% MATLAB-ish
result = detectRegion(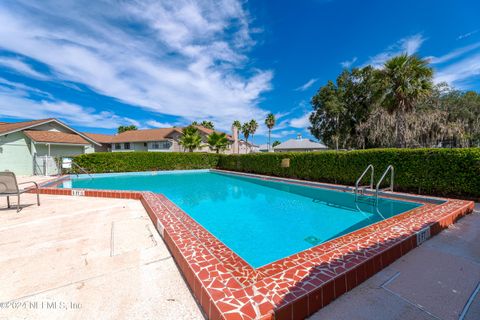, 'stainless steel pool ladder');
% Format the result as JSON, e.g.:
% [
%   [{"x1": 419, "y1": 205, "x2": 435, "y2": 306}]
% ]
[
  {"x1": 72, "y1": 162, "x2": 93, "y2": 179},
  {"x1": 354, "y1": 164, "x2": 374, "y2": 202},
  {"x1": 375, "y1": 165, "x2": 394, "y2": 205}
]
